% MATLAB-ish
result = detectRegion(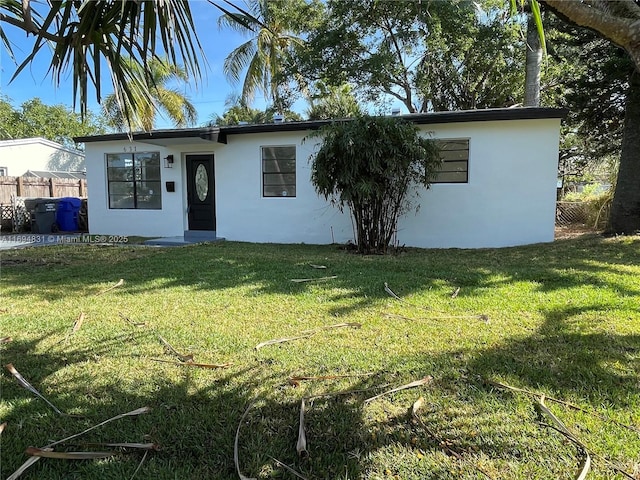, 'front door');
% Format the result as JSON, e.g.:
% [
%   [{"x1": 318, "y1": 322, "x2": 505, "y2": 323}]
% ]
[{"x1": 186, "y1": 154, "x2": 215, "y2": 231}]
